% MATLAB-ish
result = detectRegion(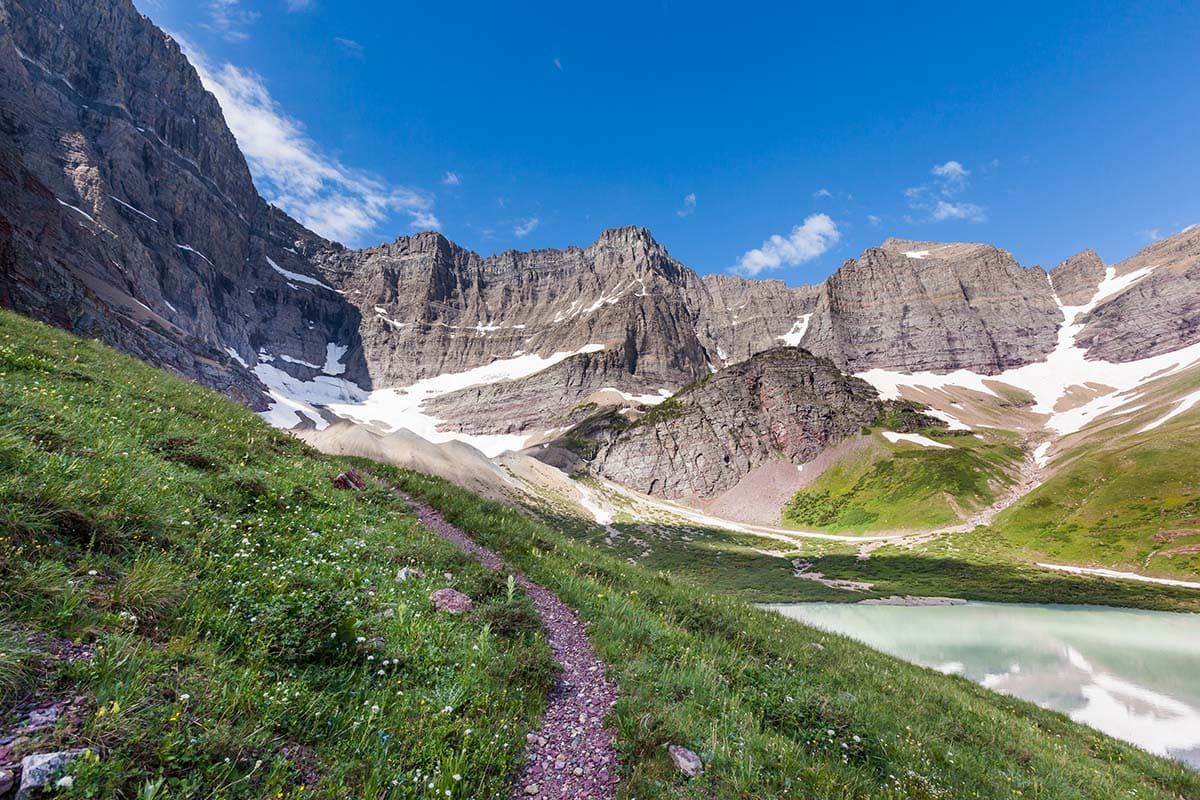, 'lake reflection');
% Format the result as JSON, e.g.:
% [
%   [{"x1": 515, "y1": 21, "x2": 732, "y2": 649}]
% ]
[{"x1": 762, "y1": 602, "x2": 1200, "y2": 769}]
